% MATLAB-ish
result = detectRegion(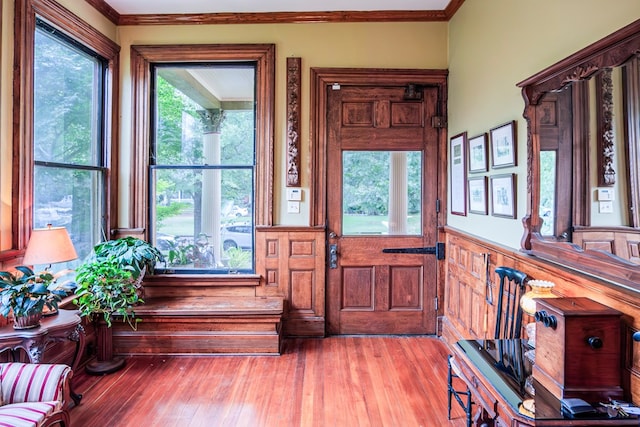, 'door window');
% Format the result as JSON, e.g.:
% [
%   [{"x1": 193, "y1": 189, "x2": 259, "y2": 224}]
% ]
[{"x1": 342, "y1": 151, "x2": 422, "y2": 236}]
